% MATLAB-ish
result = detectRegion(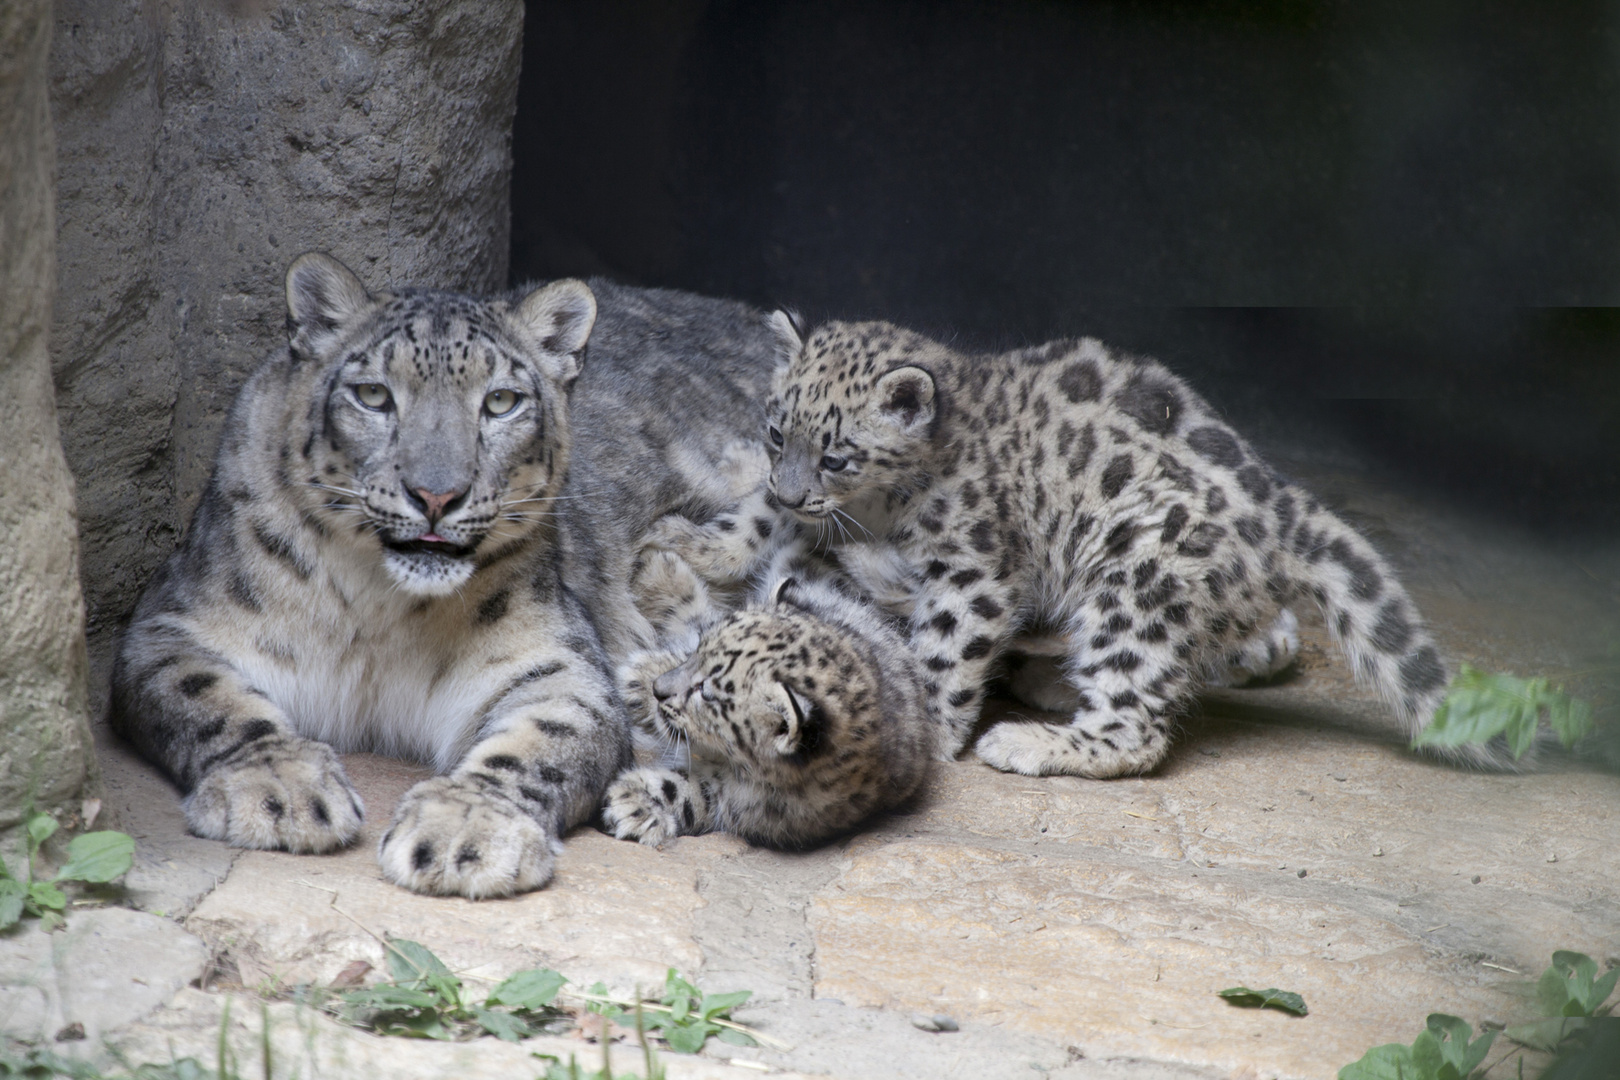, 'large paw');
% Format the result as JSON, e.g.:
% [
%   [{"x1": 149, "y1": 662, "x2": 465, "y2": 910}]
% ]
[
  {"x1": 184, "y1": 736, "x2": 362, "y2": 853},
  {"x1": 601, "y1": 768, "x2": 684, "y2": 847},
  {"x1": 378, "y1": 777, "x2": 557, "y2": 898}
]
